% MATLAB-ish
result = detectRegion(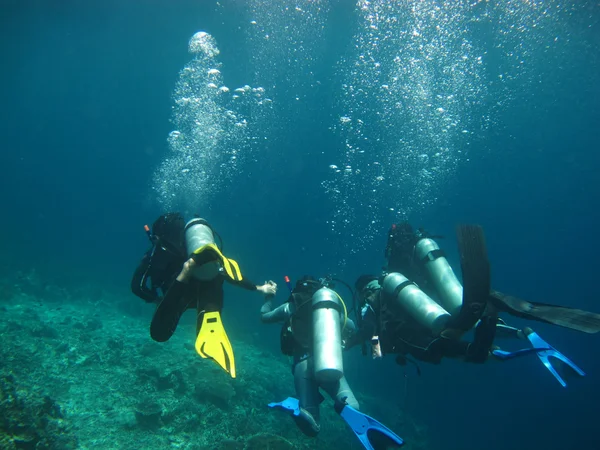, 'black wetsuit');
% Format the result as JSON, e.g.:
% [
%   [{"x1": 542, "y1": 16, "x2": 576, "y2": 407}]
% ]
[
  {"x1": 131, "y1": 251, "x2": 257, "y2": 342},
  {"x1": 150, "y1": 273, "x2": 257, "y2": 342},
  {"x1": 131, "y1": 245, "x2": 186, "y2": 303}
]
